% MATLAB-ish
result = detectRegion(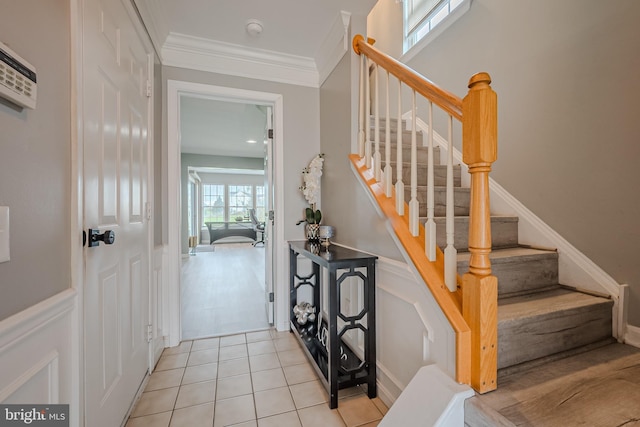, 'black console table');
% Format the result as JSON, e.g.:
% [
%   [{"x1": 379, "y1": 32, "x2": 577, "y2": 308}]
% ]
[{"x1": 288, "y1": 241, "x2": 377, "y2": 408}]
